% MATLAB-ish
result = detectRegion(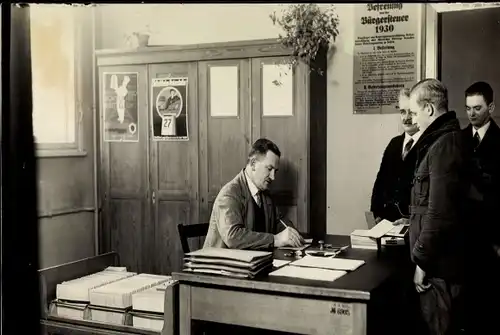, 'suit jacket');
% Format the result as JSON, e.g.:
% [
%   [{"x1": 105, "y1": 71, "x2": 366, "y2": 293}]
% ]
[
  {"x1": 462, "y1": 120, "x2": 500, "y2": 217},
  {"x1": 203, "y1": 169, "x2": 282, "y2": 249},
  {"x1": 370, "y1": 133, "x2": 419, "y2": 222},
  {"x1": 409, "y1": 111, "x2": 468, "y2": 282}
]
